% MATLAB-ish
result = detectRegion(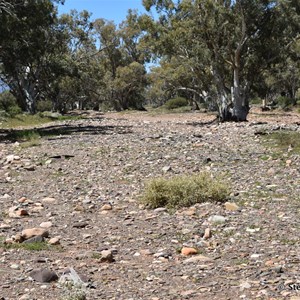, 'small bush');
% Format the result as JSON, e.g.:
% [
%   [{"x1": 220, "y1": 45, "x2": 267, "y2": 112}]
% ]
[
  {"x1": 141, "y1": 172, "x2": 230, "y2": 209},
  {"x1": 0, "y1": 91, "x2": 22, "y2": 117},
  {"x1": 263, "y1": 131, "x2": 300, "y2": 154},
  {"x1": 165, "y1": 97, "x2": 188, "y2": 110},
  {"x1": 277, "y1": 96, "x2": 295, "y2": 110},
  {"x1": 250, "y1": 97, "x2": 262, "y2": 105},
  {"x1": 0, "y1": 241, "x2": 50, "y2": 251},
  {"x1": 36, "y1": 100, "x2": 53, "y2": 112},
  {"x1": 7, "y1": 105, "x2": 22, "y2": 117}
]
